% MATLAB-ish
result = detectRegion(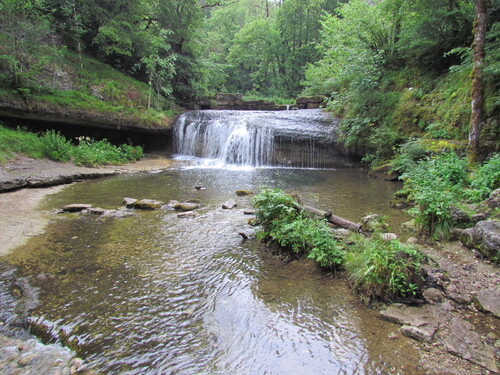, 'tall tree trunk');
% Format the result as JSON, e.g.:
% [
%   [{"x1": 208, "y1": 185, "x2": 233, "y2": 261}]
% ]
[{"x1": 468, "y1": 0, "x2": 487, "y2": 166}]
